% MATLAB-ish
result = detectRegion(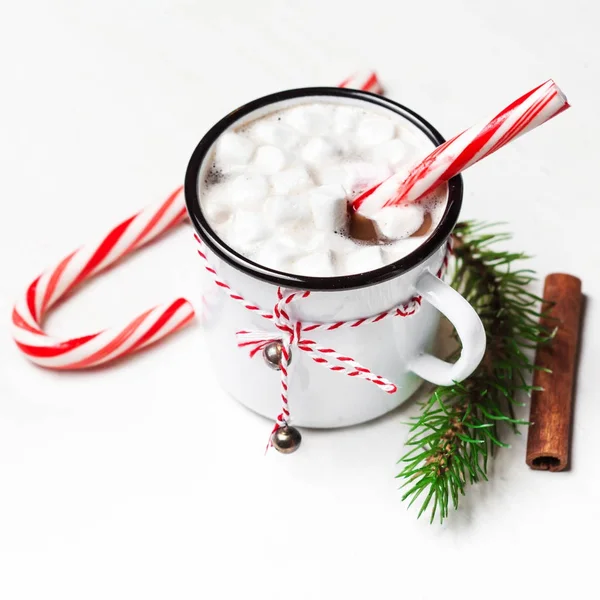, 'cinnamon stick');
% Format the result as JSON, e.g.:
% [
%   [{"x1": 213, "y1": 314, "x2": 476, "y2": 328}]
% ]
[{"x1": 526, "y1": 273, "x2": 582, "y2": 471}]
